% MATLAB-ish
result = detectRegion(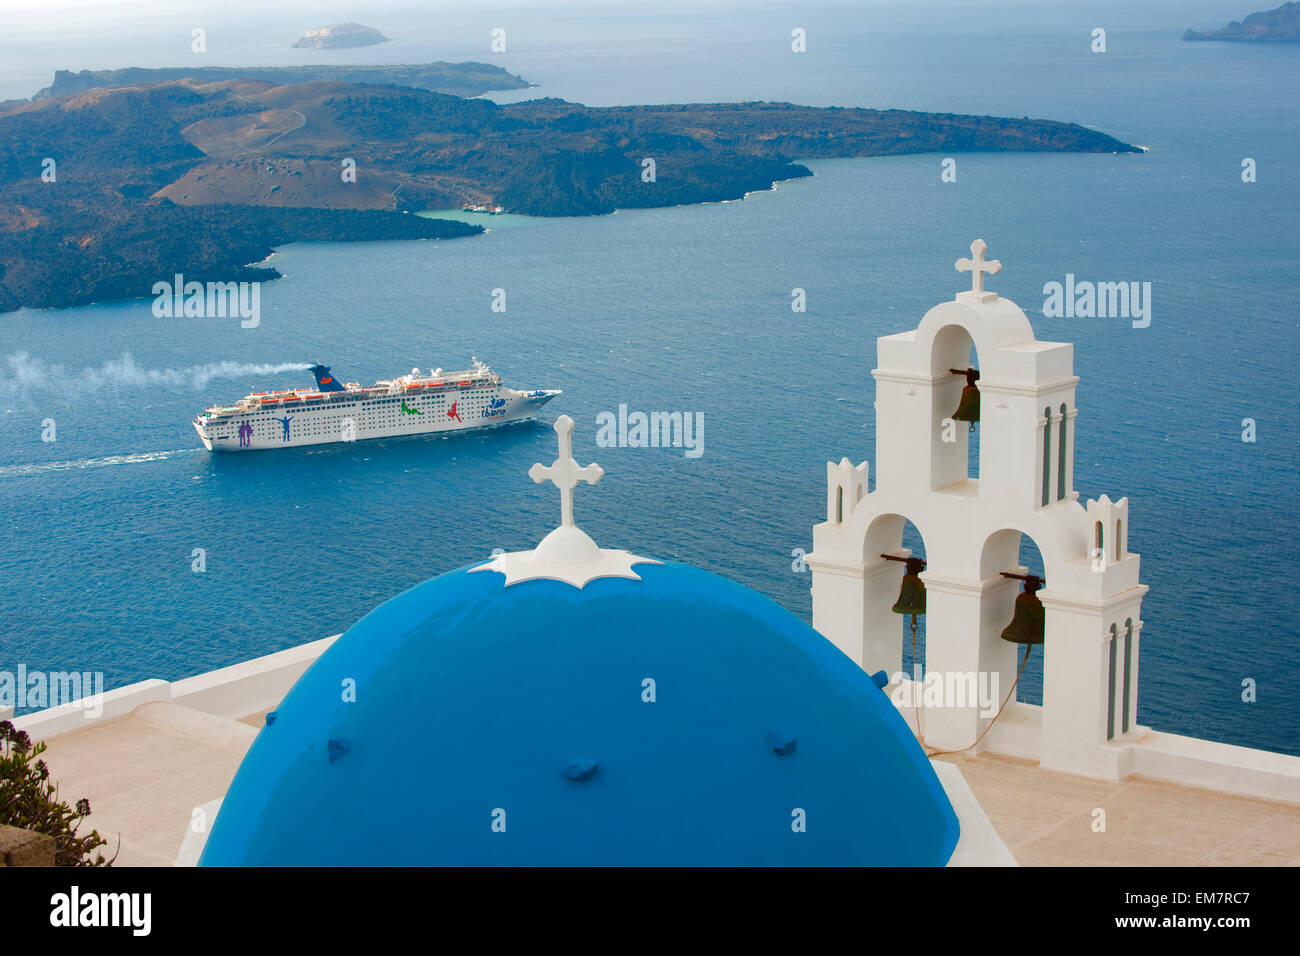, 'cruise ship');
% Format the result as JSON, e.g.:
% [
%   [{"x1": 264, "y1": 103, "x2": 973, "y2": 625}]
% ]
[{"x1": 193, "y1": 359, "x2": 560, "y2": 451}]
